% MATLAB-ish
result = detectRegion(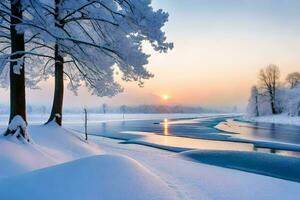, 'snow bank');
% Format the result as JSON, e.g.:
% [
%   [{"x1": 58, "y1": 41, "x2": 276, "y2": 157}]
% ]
[
  {"x1": 0, "y1": 155, "x2": 178, "y2": 200},
  {"x1": 243, "y1": 114, "x2": 300, "y2": 126},
  {"x1": 7, "y1": 115, "x2": 27, "y2": 132},
  {"x1": 0, "y1": 122, "x2": 101, "y2": 177},
  {"x1": 5, "y1": 115, "x2": 30, "y2": 142},
  {"x1": 180, "y1": 150, "x2": 300, "y2": 182},
  {"x1": 28, "y1": 122, "x2": 102, "y2": 161}
]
